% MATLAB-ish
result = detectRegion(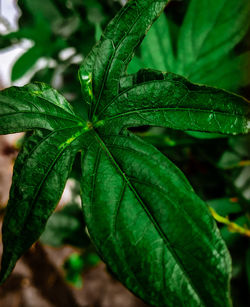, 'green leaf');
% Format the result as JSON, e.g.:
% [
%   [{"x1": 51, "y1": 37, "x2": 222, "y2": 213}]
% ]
[
  {"x1": 11, "y1": 46, "x2": 43, "y2": 82},
  {"x1": 81, "y1": 131, "x2": 231, "y2": 306},
  {"x1": 79, "y1": 0, "x2": 170, "y2": 118},
  {"x1": 96, "y1": 70, "x2": 250, "y2": 135},
  {"x1": 189, "y1": 52, "x2": 250, "y2": 92},
  {"x1": 187, "y1": 131, "x2": 227, "y2": 140},
  {"x1": 0, "y1": 127, "x2": 84, "y2": 284},
  {"x1": 129, "y1": 0, "x2": 250, "y2": 92},
  {"x1": 220, "y1": 216, "x2": 249, "y2": 248},
  {"x1": 129, "y1": 13, "x2": 175, "y2": 73},
  {"x1": 0, "y1": 82, "x2": 90, "y2": 283},
  {"x1": 23, "y1": 0, "x2": 62, "y2": 25},
  {"x1": 64, "y1": 253, "x2": 85, "y2": 288},
  {"x1": 176, "y1": 0, "x2": 250, "y2": 78},
  {"x1": 63, "y1": 251, "x2": 100, "y2": 288},
  {"x1": 127, "y1": 1, "x2": 250, "y2": 141},
  {"x1": 0, "y1": 82, "x2": 83, "y2": 134},
  {"x1": 1, "y1": 0, "x2": 249, "y2": 304}
]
